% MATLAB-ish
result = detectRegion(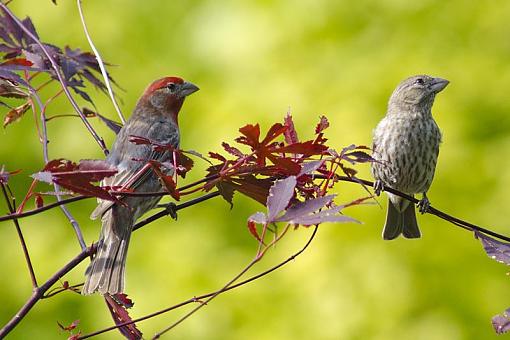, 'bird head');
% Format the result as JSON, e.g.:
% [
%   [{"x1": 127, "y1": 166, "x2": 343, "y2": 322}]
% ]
[
  {"x1": 388, "y1": 75, "x2": 449, "y2": 113},
  {"x1": 140, "y1": 76, "x2": 199, "y2": 122}
]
